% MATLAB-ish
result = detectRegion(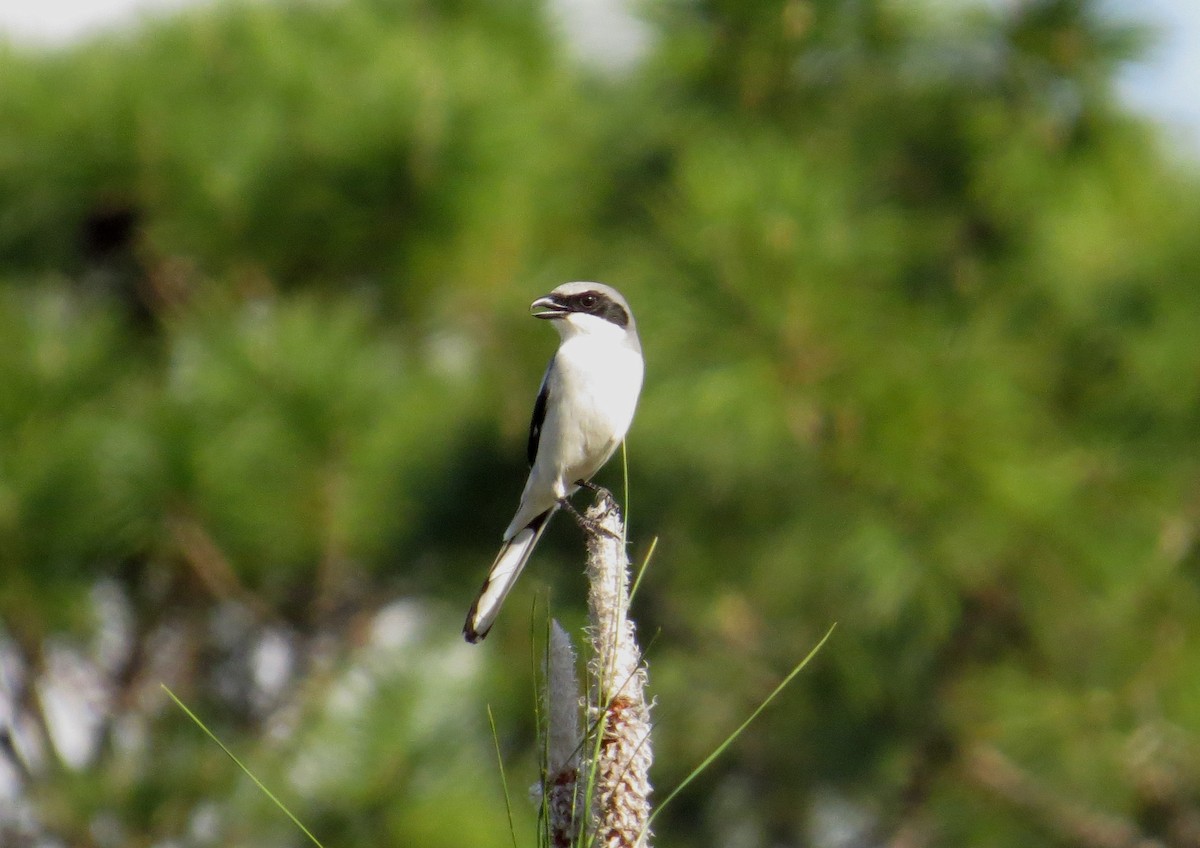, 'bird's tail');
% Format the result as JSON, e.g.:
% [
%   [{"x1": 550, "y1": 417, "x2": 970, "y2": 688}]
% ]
[{"x1": 463, "y1": 508, "x2": 556, "y2": 643}]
